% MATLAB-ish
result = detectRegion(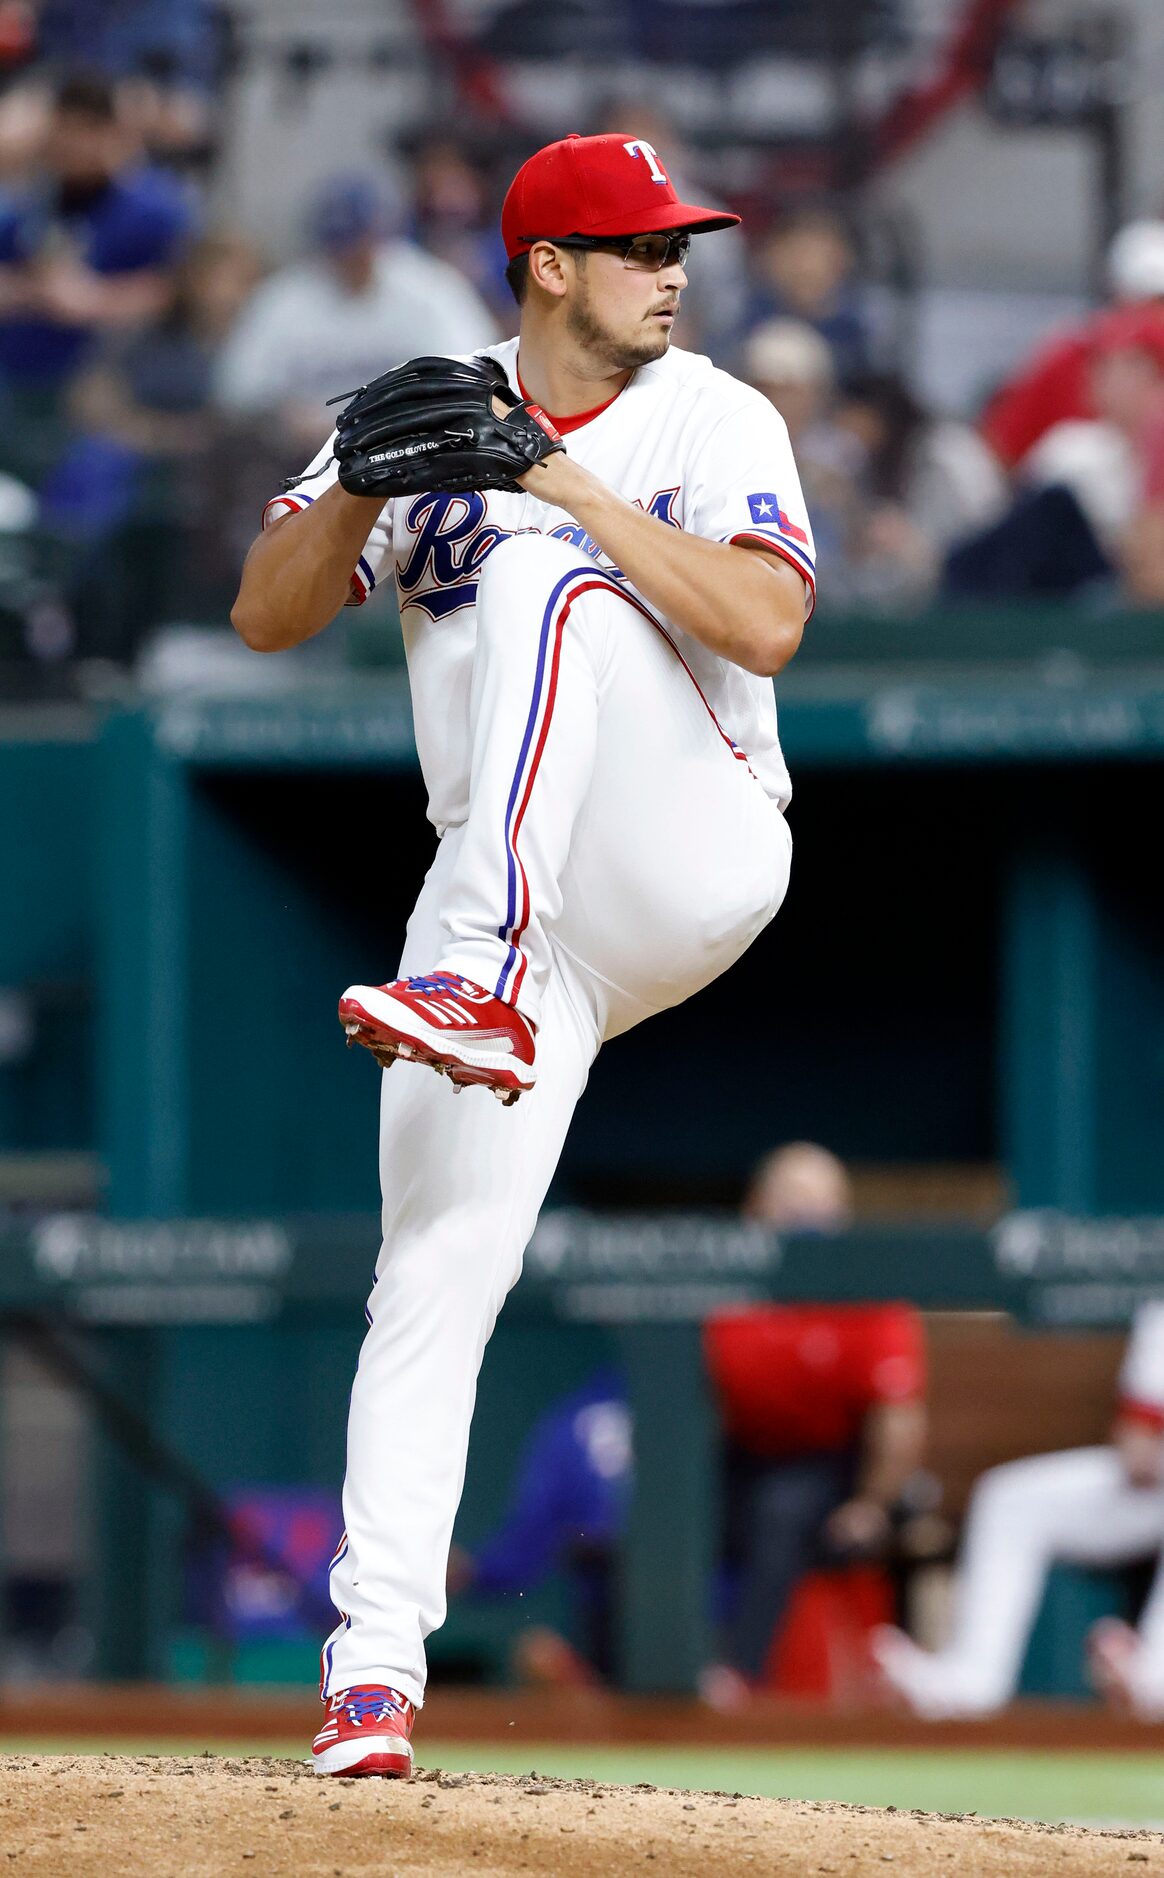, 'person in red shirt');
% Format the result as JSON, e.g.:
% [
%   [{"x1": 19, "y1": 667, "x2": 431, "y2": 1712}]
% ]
[
  {"x1": 946, "y1": 303, "x2": 1164, "y2": 603},
  {"x1": 981, "y1": 219, "x2": 1164, "y2": 472},
  {"x1": 701, "y1": 1144, "x2": 927, "y2": 1705}
]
